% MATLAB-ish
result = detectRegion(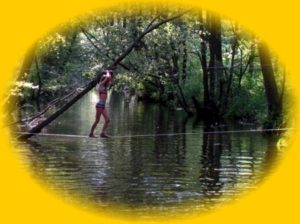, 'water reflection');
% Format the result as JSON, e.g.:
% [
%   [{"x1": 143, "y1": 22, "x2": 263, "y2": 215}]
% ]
[{"x1": 17, "y1": 92, "x2": 282, "y2": 217}]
